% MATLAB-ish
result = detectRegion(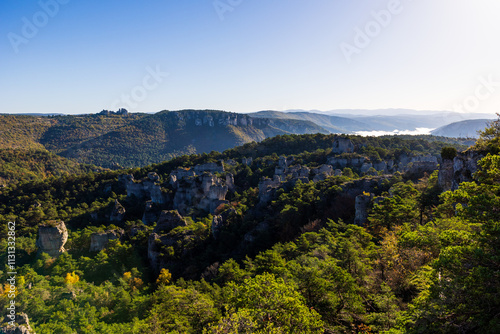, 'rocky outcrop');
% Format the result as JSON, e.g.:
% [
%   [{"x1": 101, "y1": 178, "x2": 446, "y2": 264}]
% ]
[
  {"x1": 312, "y1": 164, "x2": 335, "y2": 182},
  {"x1": 1, "y1": 313, "x2": 35, "y2": 334},
  {"x1": 328, "y1": 153, "x2": 438, "y2": 175},
  {"x1": 224, "y1": 159, "x2": 237, "y2": 166},
  {"x1": 438, "y1": 150, "x2": 484, "y2": 191},
  {"x1": 155, "y1": 210, "x2": 187, "y2": 233},
  {"x1": 121, "y1": 174, "x2": 167, "y2": 204},
  {"x1": 211, "y1": 208, "x2": 236, "y2": 239},
  {"x1": 89, "y1": 229, "x2": 124, "y2": 252},
  {"x1": 328, "y1": 156, "x2": 366, "y2": 169},
  {"x1": 170, "y1": 168, "x2": 196, "y2": 186},
  {"x1": 211, "y1": 215, "x2": 224, "y2": 240},
  {"x1": 142, "y1": 200, "x2": 157, "y2": 224},
  {"x1": 129, "y1": 225, "x2": 147, "y2": 237},
  {"x1": 258, "y1": 175, "x2": 281, "y2": 204},
  {"x1": 398, "y1": 155, "x2": 438, "y2": 175},
  {"x1": 193, "y1": 162, "x2": 224, "y2": 174},
  {"x1": 332, "y1": 137, "x2": 355, "y2": 154},
  {"x1": 225, "y1": 173, "x2": 236, "y2": 192},
  {"x1": 325, "y1": 176, "x2": 391, "y2": 224},
  {"x1": 110, "y1": 199, "x2": 126, "y2": 222},
  {"x1": 171, "y1": 172, "x2": 229, "y2": 214},
  {"x1": 36, "y1": 221, "x2": 68, "y2": 257},
  {"x1": 148, "y1": 233, "x2": 175, "y2": 273}
]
